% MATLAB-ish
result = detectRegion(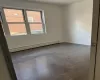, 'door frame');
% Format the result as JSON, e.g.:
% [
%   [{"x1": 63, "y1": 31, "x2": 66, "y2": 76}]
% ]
[
  {"x1": 89, "y1": 0, "x2": 100, "y2": 80},
  {"x1": 0, "y1": 13, "x2": 17, "y2": 80},
  {"x1": 0, "y1": 0, "x2": 99, "y2": 80}
]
